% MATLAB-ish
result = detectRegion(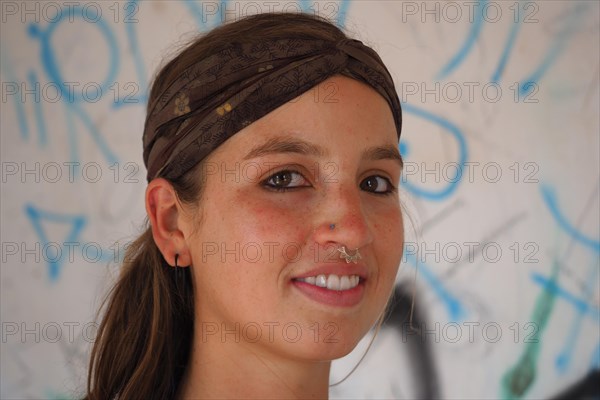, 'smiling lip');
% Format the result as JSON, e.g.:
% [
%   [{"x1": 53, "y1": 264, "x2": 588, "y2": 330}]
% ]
[{"x1": 291, "y1": 264, "x2": 368, "y2": 307}]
